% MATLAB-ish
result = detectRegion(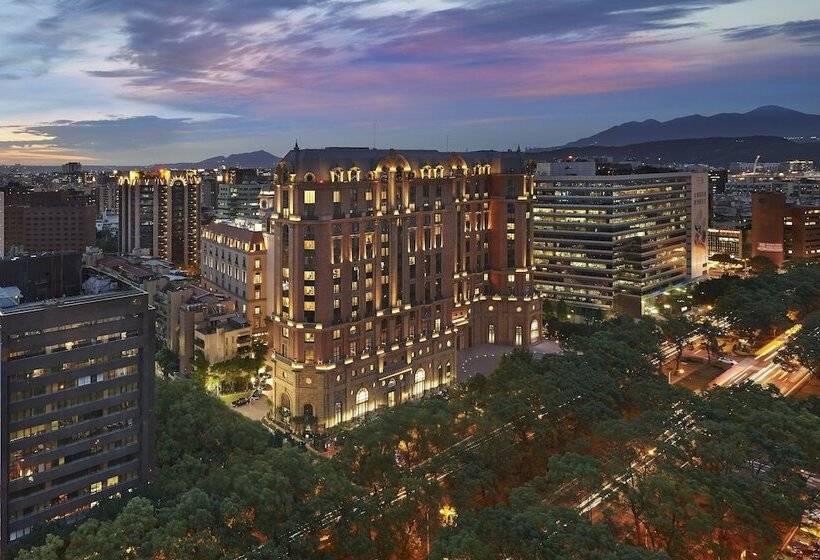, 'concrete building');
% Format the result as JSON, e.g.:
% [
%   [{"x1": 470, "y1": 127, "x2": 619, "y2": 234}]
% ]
[
  {"x1": 88, "y1": 253, "x2": 248, "y2": 374},
  {"x1": 750, "y1": 192, "x2": 820, "y2": 266},
  {"x1": 201, "y1": 219, "x2": 267, "y2": 333},
  {"x1": 216, "y1": 168, "x2": 271, "y2": 220},
  {"x1": 0, "y1": 256, "x2": 154, "y2": 545},
  {"x1": 117, "y1": 170, "x2": 201, "y2": 271},
  {"x1": 1, "y1": 190, "x2": 96, "y2": 255},
  {"x1": 194, "y1": 315, "x2": 253, "y2": 366},
  {"x1": 532, "y1": 172, "x2": 709, "y2": 316},
  {"x1": 535, "y1": 160, "x2": 597, "y2": 178},
  {"x1": 708, "y1": 227, "x2": 747, "y2": 260},
  {"x1": 265, "y1": 147, "x2": 541, "y2": 430}
]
